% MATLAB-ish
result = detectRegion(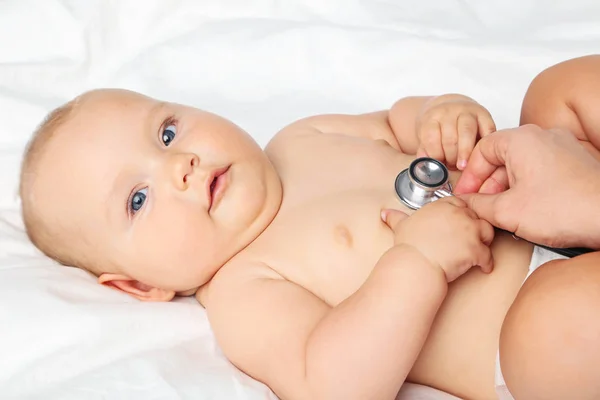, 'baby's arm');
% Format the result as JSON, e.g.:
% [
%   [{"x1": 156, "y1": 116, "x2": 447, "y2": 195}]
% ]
[
  {"x1": 272, "y1": 94, "x2": 494, "y2": 168},
  {"x1": 204, "y1": 248, "x2": 447, "y2": 400},
  {"x1": 520, "y1": 55, "x2": 600, "y2": 160},
  {"x1": 272, "y1": 97, "x2": 434, "y2": 155}
]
